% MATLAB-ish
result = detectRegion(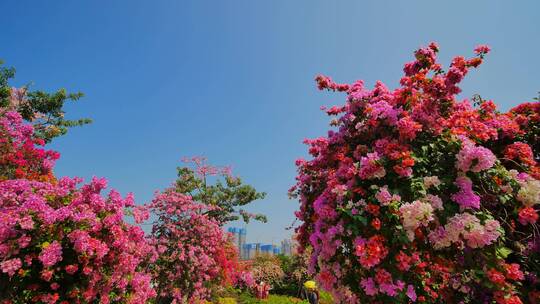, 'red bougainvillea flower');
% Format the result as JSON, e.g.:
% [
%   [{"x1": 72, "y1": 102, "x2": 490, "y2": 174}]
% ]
[
  {"x1": 0, "y1": 111, "x2": 59, "y2": 182},
  {"x1": 518, "y1": 207, "x2": 538, "y2": 225}
]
